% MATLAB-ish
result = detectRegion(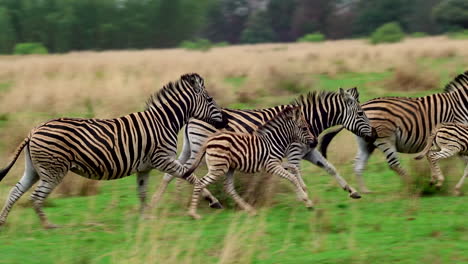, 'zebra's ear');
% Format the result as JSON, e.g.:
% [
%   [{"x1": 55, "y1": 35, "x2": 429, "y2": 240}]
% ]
[
  {"x1": 339, "y1": 88, "x2": 354, "y2": 105},
  {"x1": 286, "y1": 106, "x2": 301, "y2": 120},
  {"x1": 346, "y1": 87, "x2": 360, "y2": 101}
]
